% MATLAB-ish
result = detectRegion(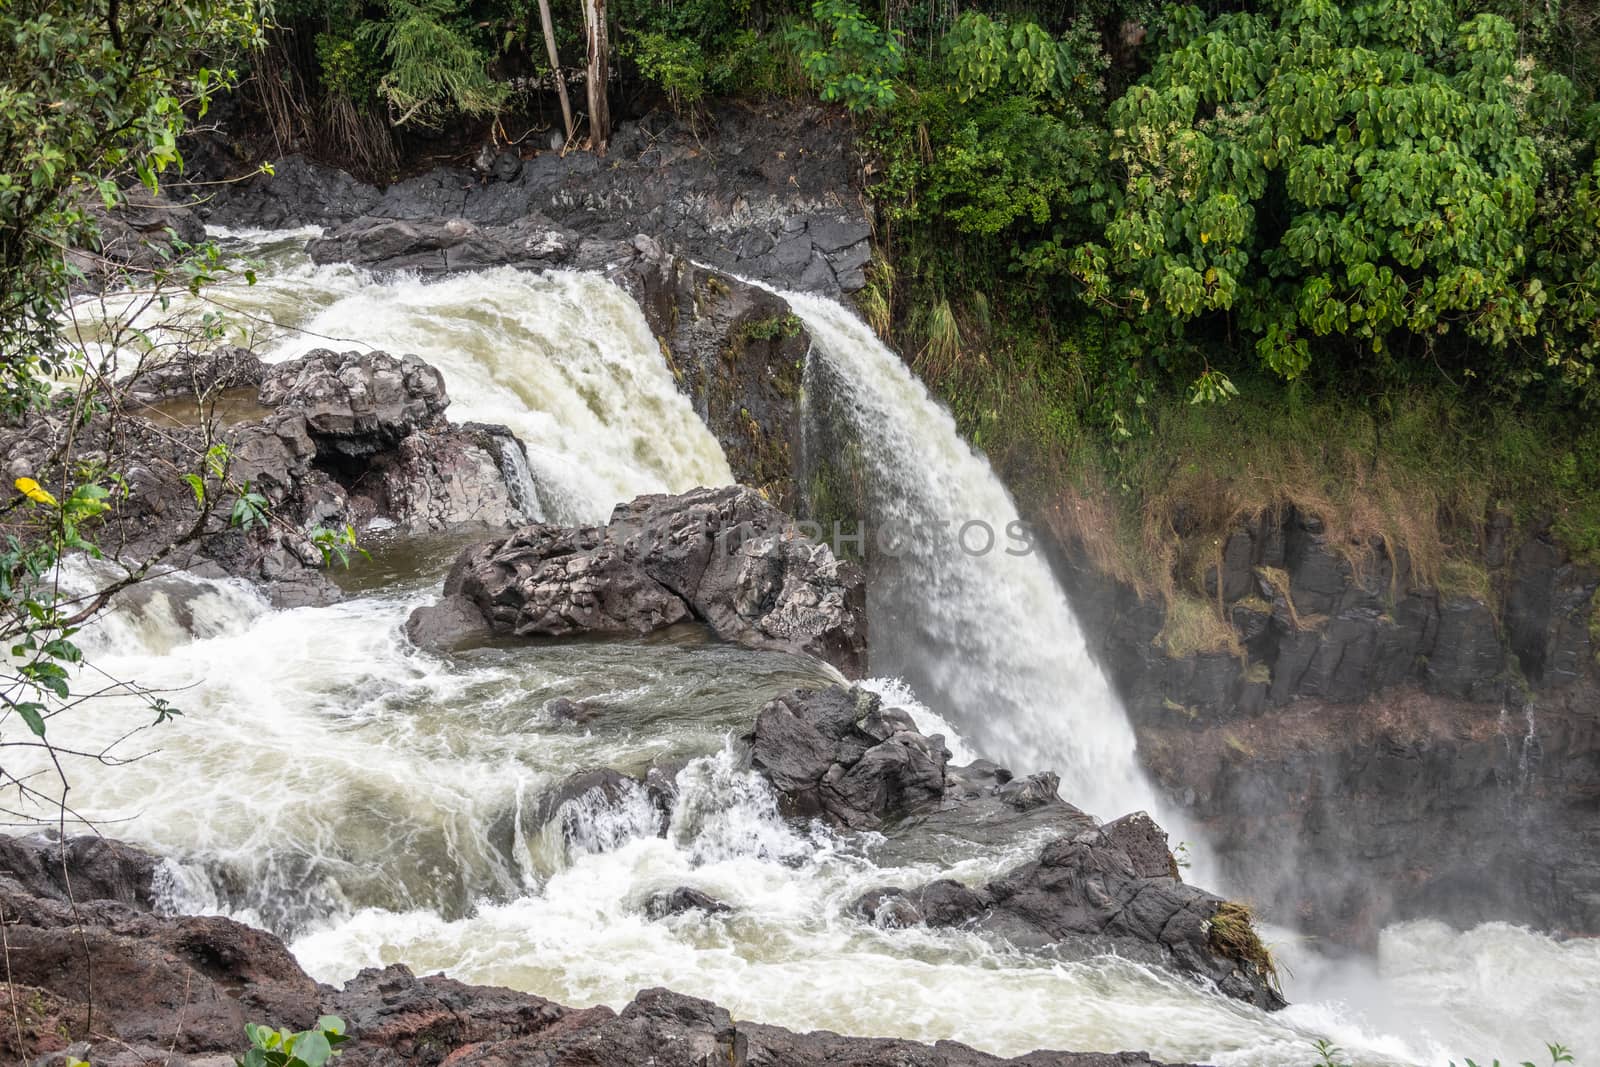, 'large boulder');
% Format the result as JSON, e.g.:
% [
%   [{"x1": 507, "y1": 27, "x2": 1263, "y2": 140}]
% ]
[
  {"x1": 746, "y1": 686, "x2": 1098, "y2": 844},
  {"x1": 257, "y1": 349, "x2": 449, "y2": 455},
  {"x1": 747, "y1": 686, "x2": 948, "y2": 829},
  {"x1": 406, "y1": 485, "x2": 868, "y2": 675},
  {"x1": 852, "y1": 813, "x2": 1285, "y2": 1012}
]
